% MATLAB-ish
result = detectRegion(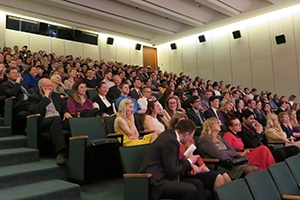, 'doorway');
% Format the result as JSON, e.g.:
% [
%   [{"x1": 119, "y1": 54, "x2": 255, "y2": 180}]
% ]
[{"x1": 143, "y1": 46, "x2": 157, "y2": 70}]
